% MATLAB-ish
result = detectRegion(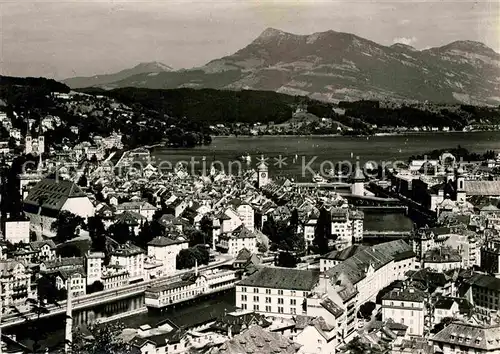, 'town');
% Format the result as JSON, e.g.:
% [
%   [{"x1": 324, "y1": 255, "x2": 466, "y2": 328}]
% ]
[{"x1": 1, "y1": 88, "x2": 500, "y2": 354}]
